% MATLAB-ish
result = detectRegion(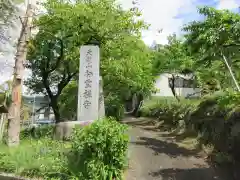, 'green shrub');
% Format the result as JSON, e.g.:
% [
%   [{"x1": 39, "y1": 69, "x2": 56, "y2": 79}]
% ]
[
  {"x1": 190, "y1": 91, "x2": 240, "y2": 161},
  {"x1": 190, "y1": 93, "x2": 227, "y2": 148},
  {"x1": 20, "y1": 125, "x2": 54, "y2": 140},
  {"x1": 68, "y1": 118, "x2": 129, "y2": 180},
  {"x1": 105, "y1": 94, "x2": 125, "y2": 121},
  {"x1": 140, "y1": 92, "x2": 240, "y2": 163},
  {"x1": 0, "y1": 118, "x2": 129, "y2": 179},
  {"x1": 2, "y1": 125, "x2": 54, "y2": 143},
  {"x1": 140, "y1": 97, "x2": 199, "y2": 127}
]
